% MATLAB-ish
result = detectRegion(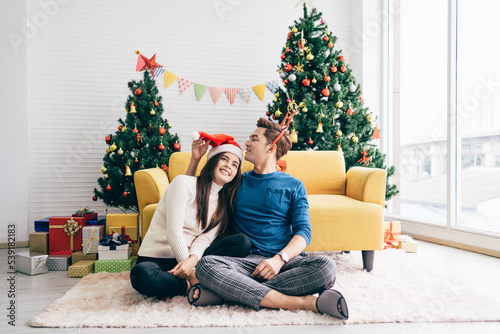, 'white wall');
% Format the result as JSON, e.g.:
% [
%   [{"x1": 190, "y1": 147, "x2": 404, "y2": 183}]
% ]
[
  {"x1": 0, "y1": 0, "x2": 29, "y2": 244},
  {"x1": 1, "y1": 0, "x2": 386, "y2": 243}
]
